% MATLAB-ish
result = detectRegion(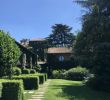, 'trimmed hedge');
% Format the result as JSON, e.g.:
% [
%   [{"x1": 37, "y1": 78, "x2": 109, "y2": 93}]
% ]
[
  {"x1": 30, "y1": 69, "x2": 36, "y2": 74},
  {"x1": 13, "y1": 67, "x2": 22, "y2": 75},
  {"x1": 29, "y1": 74, "x2": 46, "y2": 84},
  {"x1": 1, "y1": 80, "x2": 24, "y2": 100},
  {"x1": 22, "y1": 69, "x2": 30, "y2": 74},
  {"x1": 13, "y1": 75, "x2": 39, "y2": 90},
  {"x1": 38, "y1": 74, "x2": 45, "y2": 84}
]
